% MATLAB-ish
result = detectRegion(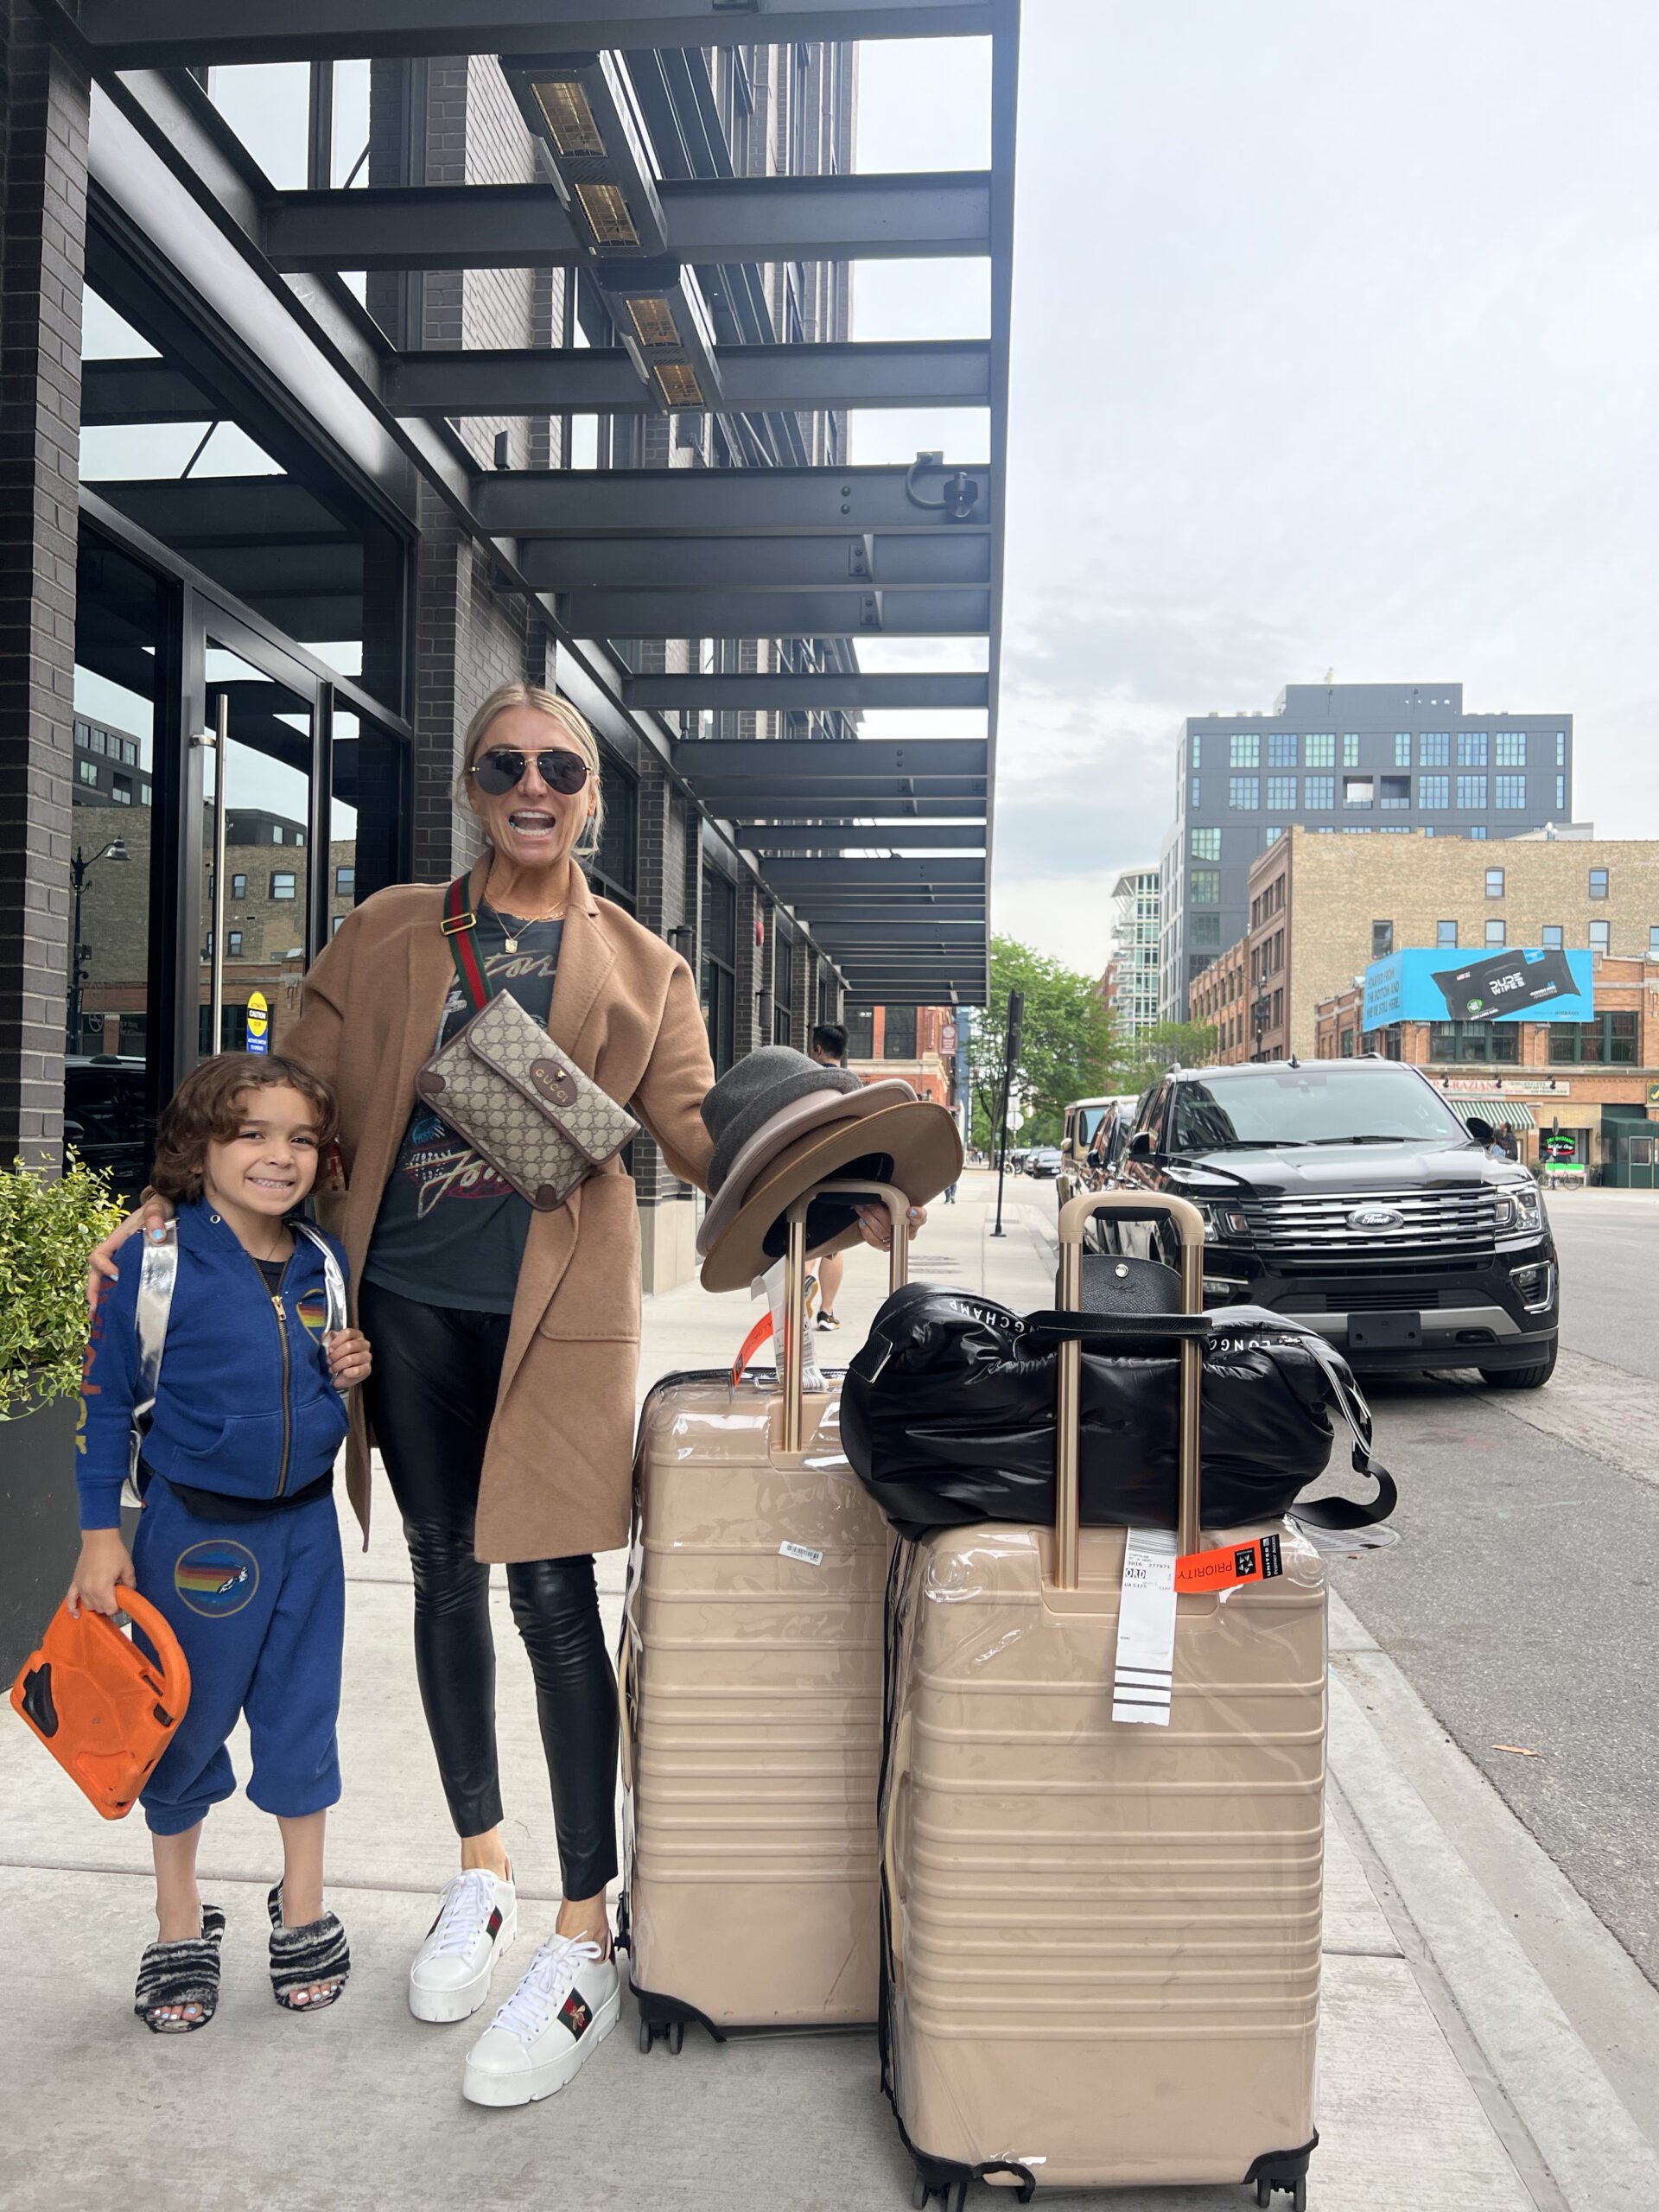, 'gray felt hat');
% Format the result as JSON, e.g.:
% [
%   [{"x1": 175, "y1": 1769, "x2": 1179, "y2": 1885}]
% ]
[{"x1": 702, "y1": 1046, "x2": 862, "y2": 1197}]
